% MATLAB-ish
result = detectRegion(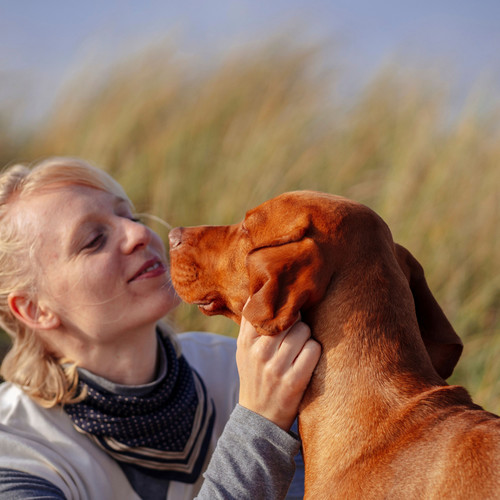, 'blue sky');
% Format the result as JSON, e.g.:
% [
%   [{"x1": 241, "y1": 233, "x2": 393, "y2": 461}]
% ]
[{"x1": 1, "y1": 1, "x2": 499, "y2": 127}]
